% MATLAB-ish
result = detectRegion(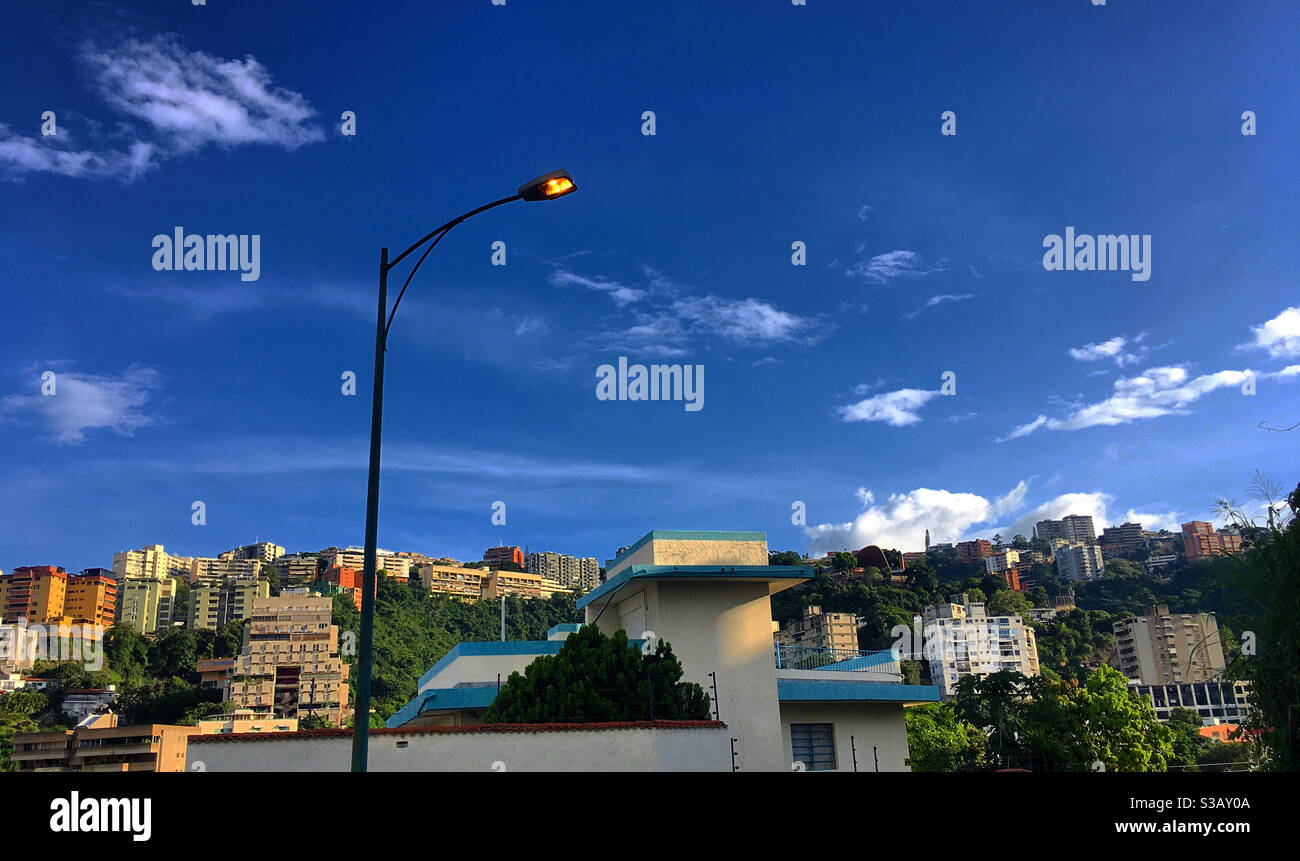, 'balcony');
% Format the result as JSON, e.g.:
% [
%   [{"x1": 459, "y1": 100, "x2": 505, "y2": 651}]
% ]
[{"x1": 774, "y1": 643, "x2": 902, "y2": 676}]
